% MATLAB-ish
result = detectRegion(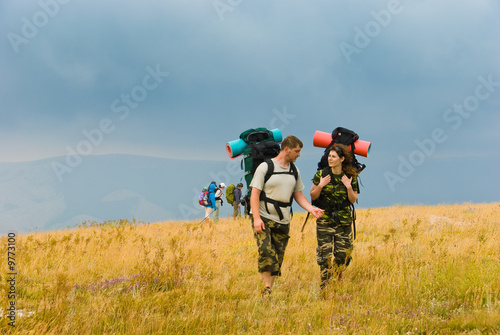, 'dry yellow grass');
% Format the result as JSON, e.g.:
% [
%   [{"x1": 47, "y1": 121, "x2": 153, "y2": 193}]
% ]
[{"x1": 1, "y1": 203, "x2": 499, "y2": 334}]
